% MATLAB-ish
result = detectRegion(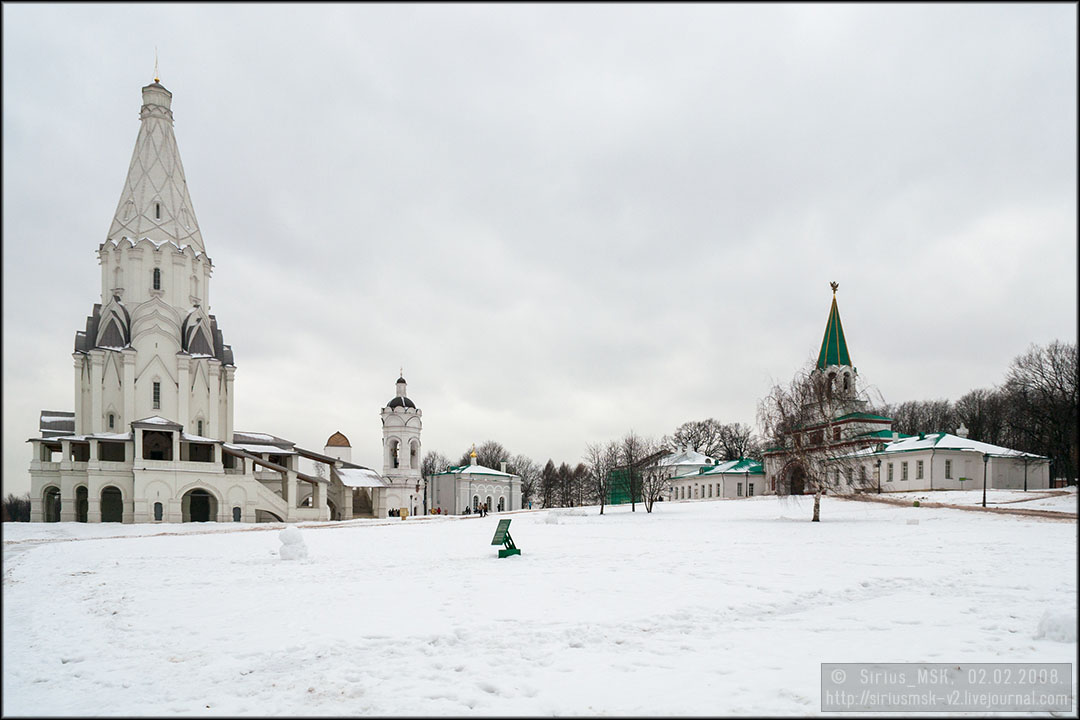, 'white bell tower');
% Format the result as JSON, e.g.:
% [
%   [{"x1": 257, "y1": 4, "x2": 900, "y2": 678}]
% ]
[{"x1": 379, "y1": 373, "x2": 423, "y2": 514}]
